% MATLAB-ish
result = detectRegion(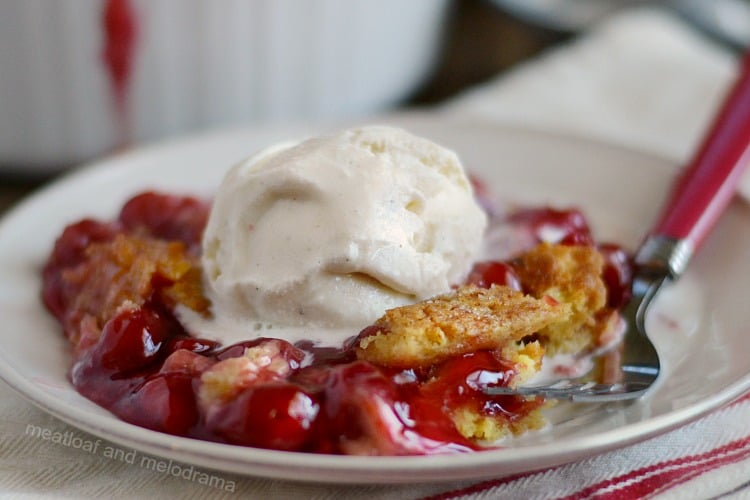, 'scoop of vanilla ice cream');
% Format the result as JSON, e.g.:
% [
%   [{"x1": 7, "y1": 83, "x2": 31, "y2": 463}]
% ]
[{"x1": 201, "y1": 126, "x2": 487, "y2": 328}]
